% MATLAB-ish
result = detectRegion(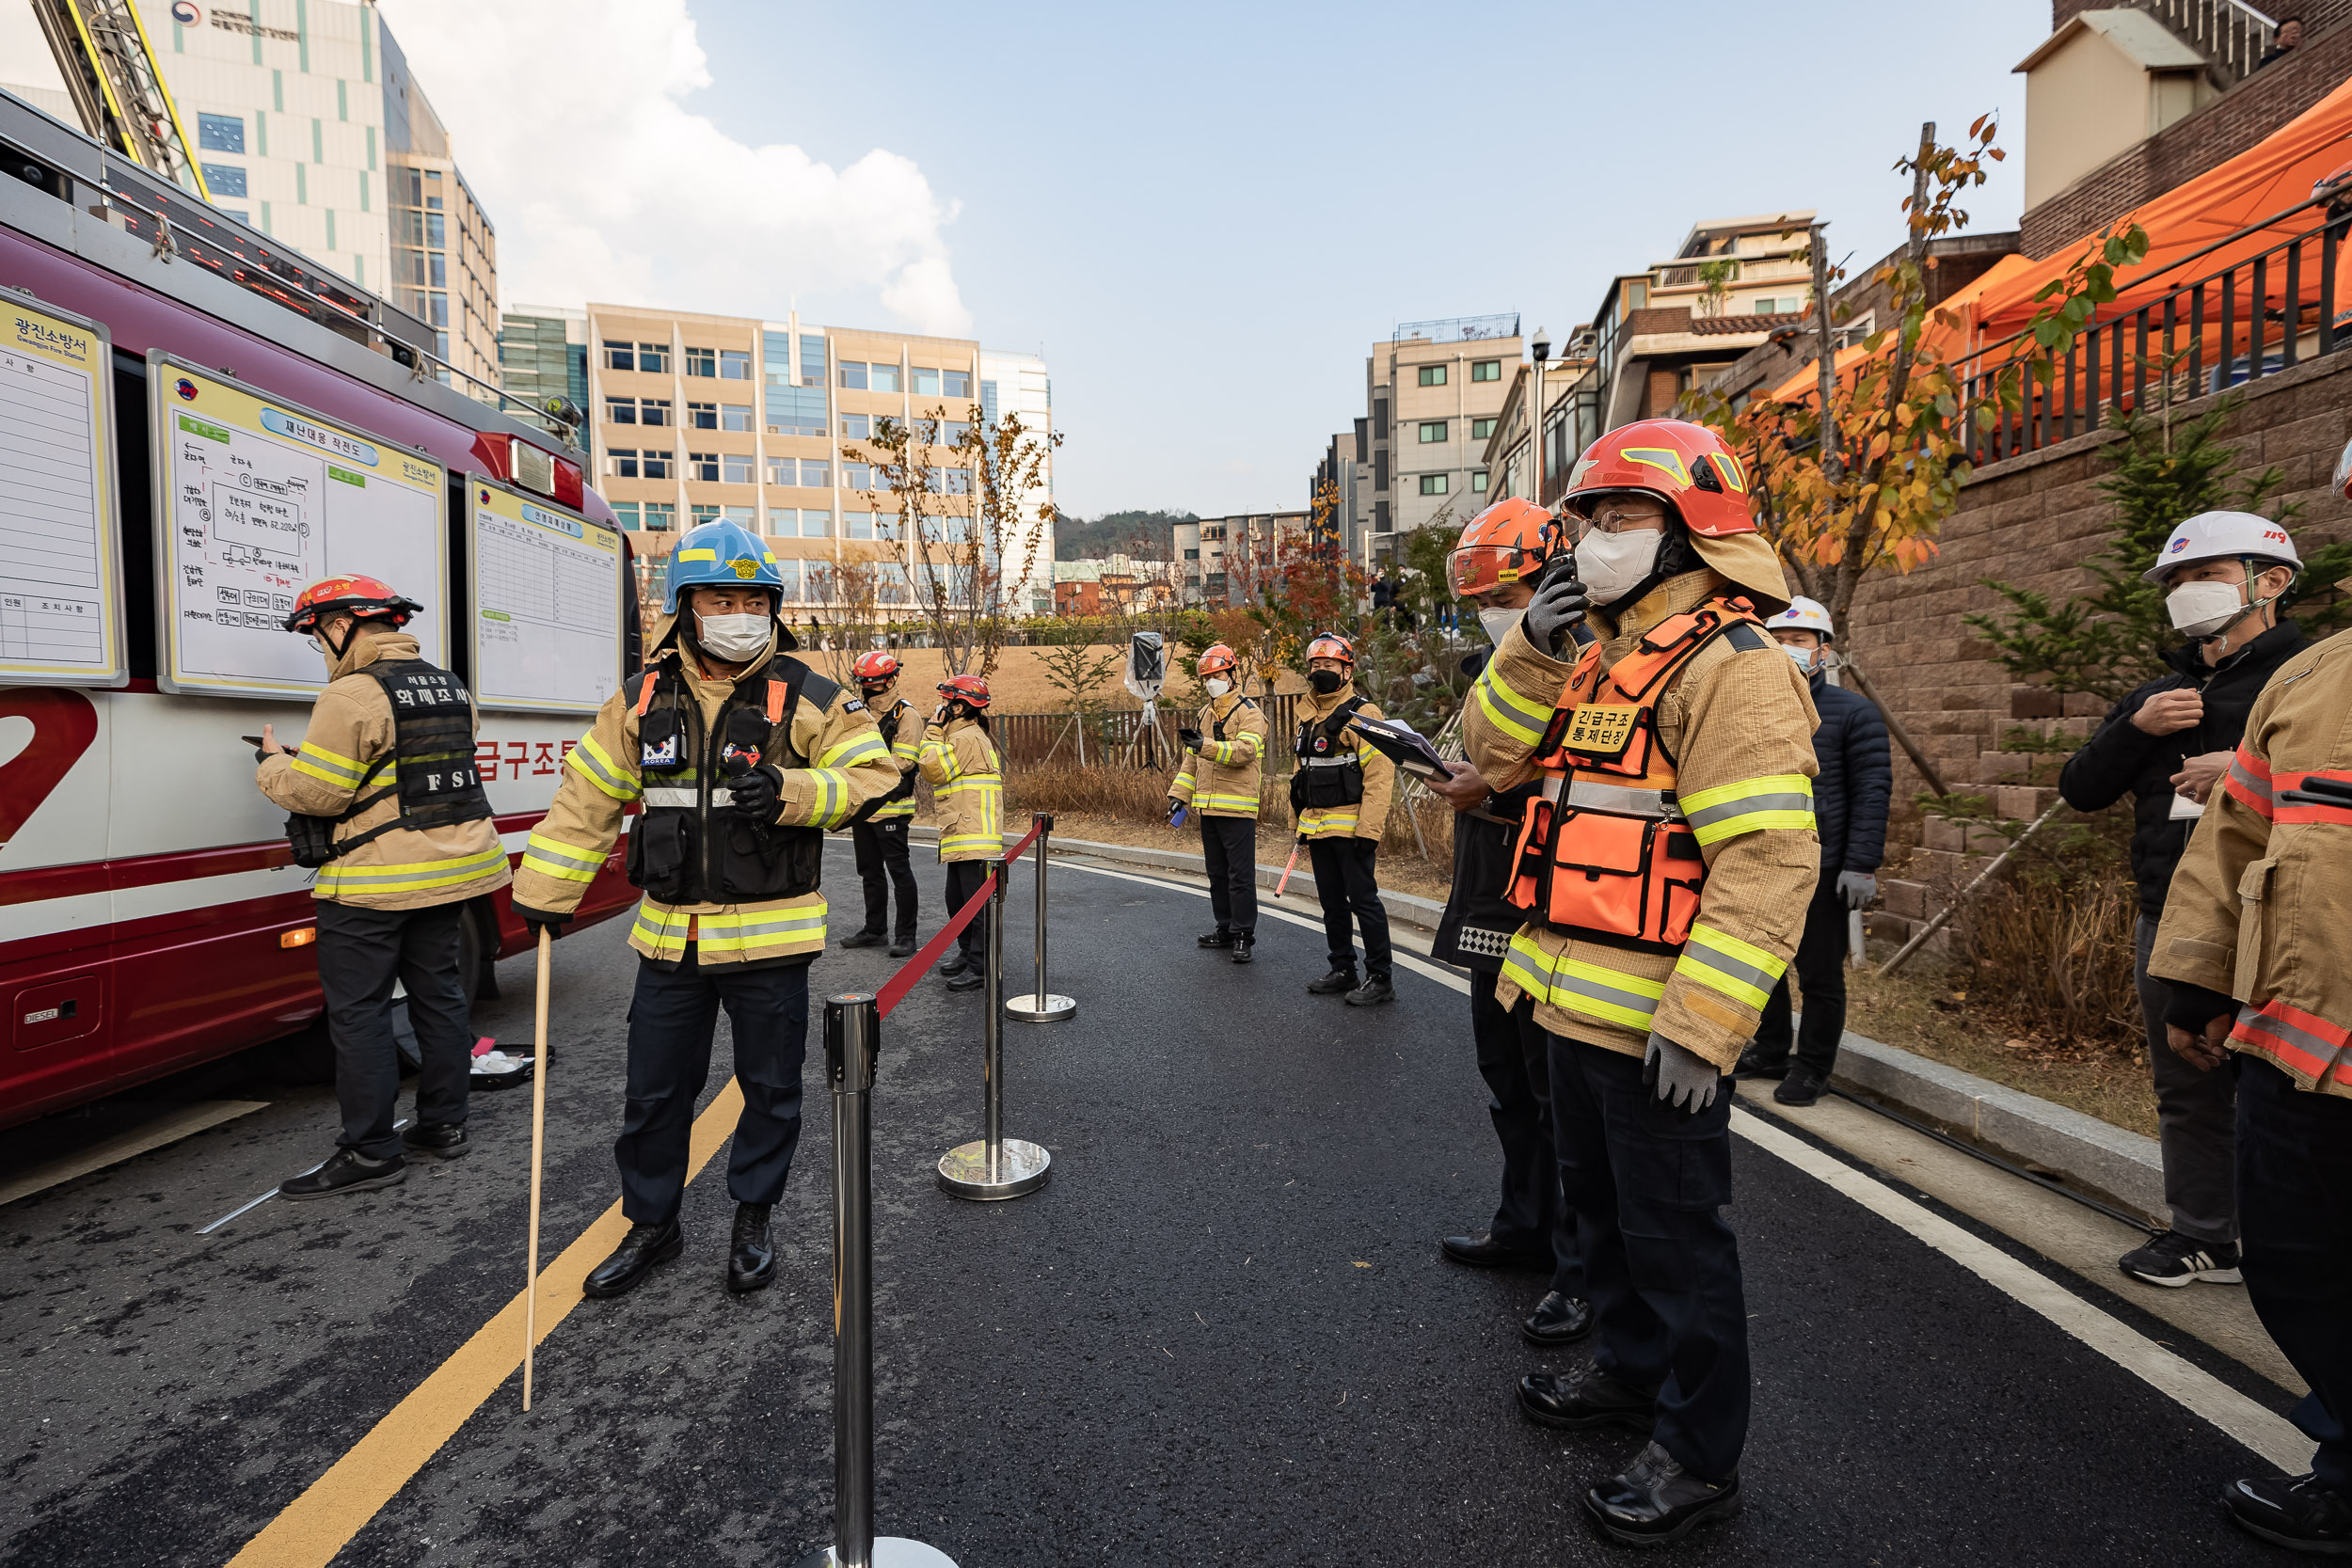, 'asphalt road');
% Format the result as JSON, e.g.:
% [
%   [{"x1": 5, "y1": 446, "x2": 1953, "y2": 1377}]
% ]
[{"x1": 0, "y1": 840, "x2": 2310, "y2": 1566}]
